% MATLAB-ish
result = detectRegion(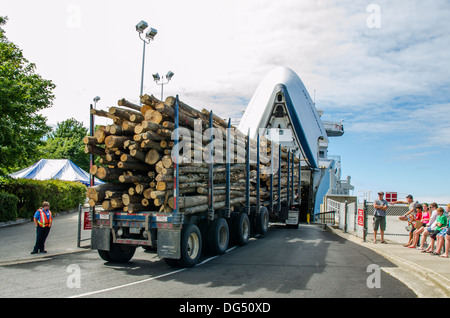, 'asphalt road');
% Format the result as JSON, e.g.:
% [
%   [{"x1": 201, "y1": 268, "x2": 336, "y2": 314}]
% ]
[{"x1": 0, "y1": 223, "x2": 416, "y2": 299}]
